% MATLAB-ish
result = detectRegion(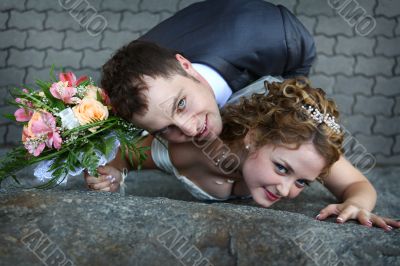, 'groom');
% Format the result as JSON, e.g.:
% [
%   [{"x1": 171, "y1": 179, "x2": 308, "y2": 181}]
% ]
[{"x1": 101, "y1": 0, "x2": 316, "y2": 143}]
